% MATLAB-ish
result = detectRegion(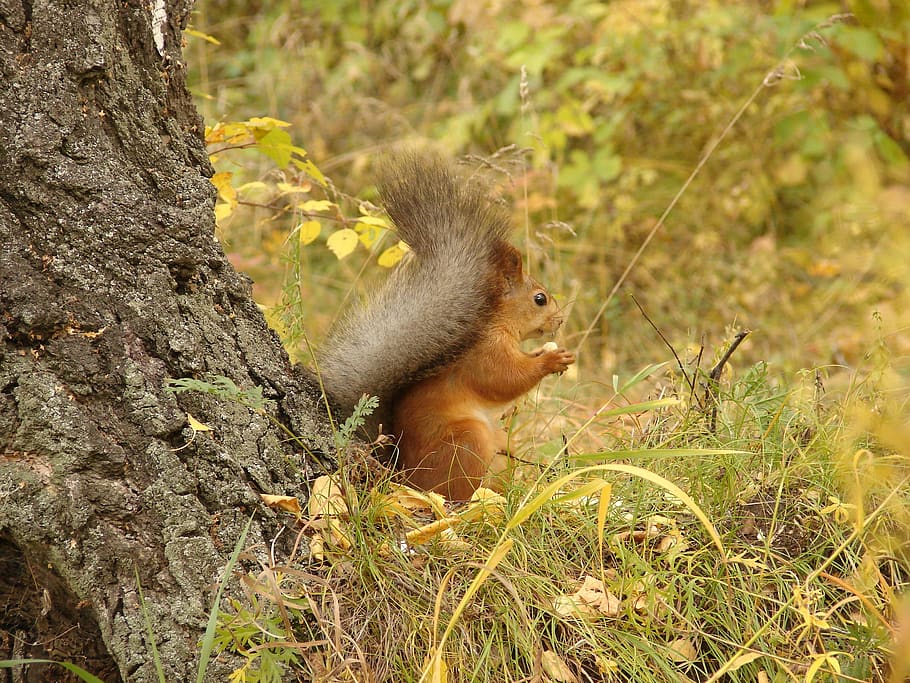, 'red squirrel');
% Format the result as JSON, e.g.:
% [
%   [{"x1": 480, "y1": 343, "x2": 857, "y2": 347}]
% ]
[{"x1": 318, "y1": 152, "x2": 574, "y2": 500}]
